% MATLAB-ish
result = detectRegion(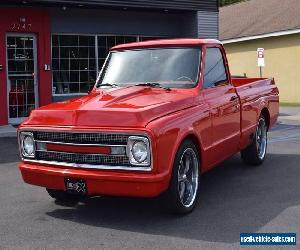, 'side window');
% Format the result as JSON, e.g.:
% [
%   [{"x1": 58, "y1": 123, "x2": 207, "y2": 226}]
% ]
[{"x1": 203, "y1": 48, "x2": 228, "y2": 88}]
